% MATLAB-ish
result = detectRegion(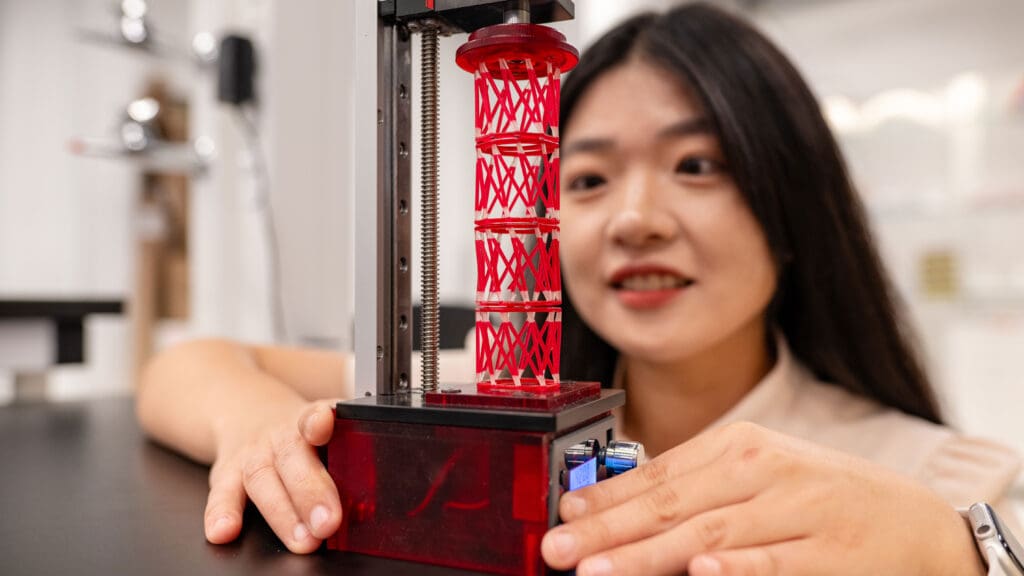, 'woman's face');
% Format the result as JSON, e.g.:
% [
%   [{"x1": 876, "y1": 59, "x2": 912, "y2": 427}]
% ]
[{"x1": 560, "y1": 60, "x2": 777, "y2": 365}]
